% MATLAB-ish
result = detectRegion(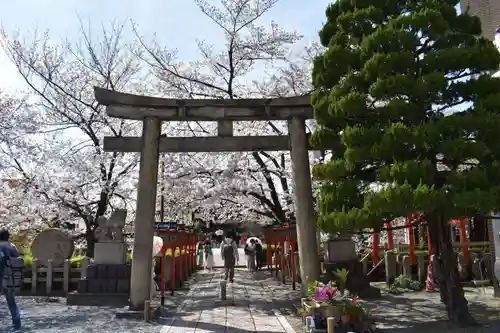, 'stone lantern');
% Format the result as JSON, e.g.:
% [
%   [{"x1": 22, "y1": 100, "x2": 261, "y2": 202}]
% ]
[{"x1": 323, "y1": 233, "x2": 380, "y2": 298}]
